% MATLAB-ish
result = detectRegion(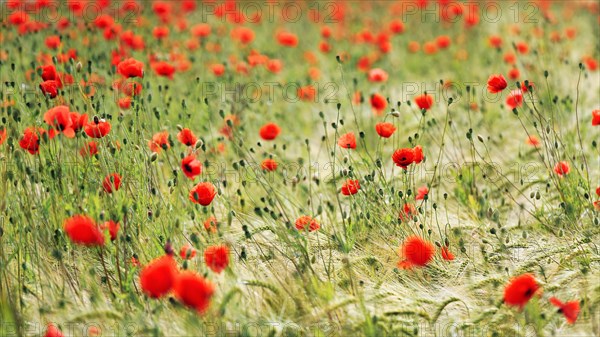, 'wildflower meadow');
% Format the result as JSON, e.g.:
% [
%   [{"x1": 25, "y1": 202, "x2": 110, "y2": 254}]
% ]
[{"x1": 0, "y1": 1, "x2": 599, "y2": 336}]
